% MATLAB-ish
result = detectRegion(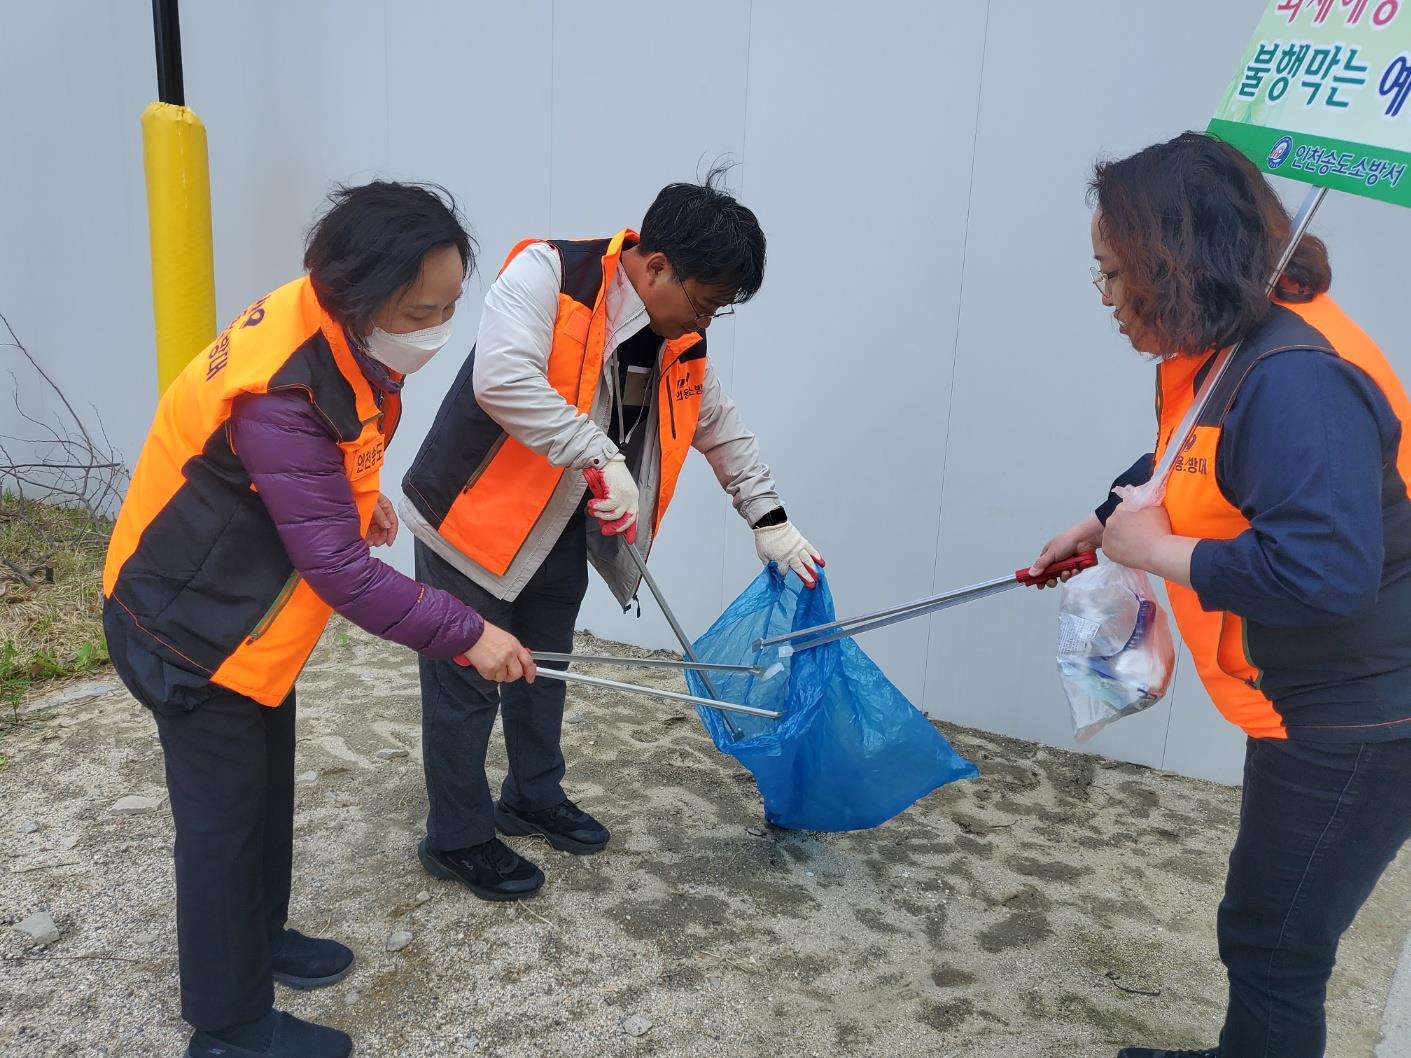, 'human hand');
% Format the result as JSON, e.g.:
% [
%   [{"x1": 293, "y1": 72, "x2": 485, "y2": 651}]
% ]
[
  {"x1": 1030, "y1": 513, "x2": 1104, "y2": 588},
  {"x1": 587, "y1": 454, "x2": 639, "y2": 537},
  {"x1": 460, "y1": 622, "x2": 537, "y2": 684},
  {"x1": 754, "y1": 522, "x2": 824, "y2": 589},
  {"x1": 366, "y1": 493, "x2": 399, "y2": 548},
  {"x1": 1100, "y1": 502, "x2": 1173, "y2": 572}
]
